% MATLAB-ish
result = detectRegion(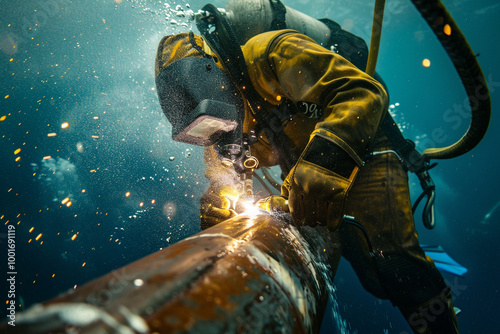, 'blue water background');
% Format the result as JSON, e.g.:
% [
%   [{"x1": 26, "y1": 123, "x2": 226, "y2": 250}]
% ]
[{"x1": 1, "y1": 0, "x2": 499, "y2": 332}]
